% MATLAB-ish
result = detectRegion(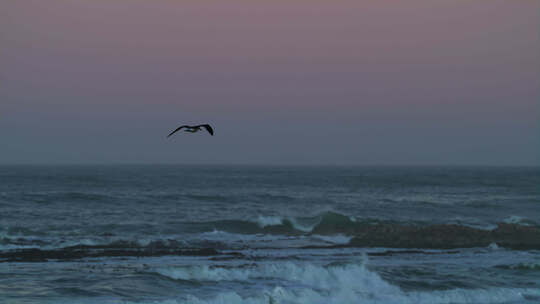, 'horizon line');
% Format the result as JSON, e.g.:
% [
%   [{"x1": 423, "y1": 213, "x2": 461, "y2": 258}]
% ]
[{"x1": 0, "y1": 162, "x2": 538, "y2": 168}]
